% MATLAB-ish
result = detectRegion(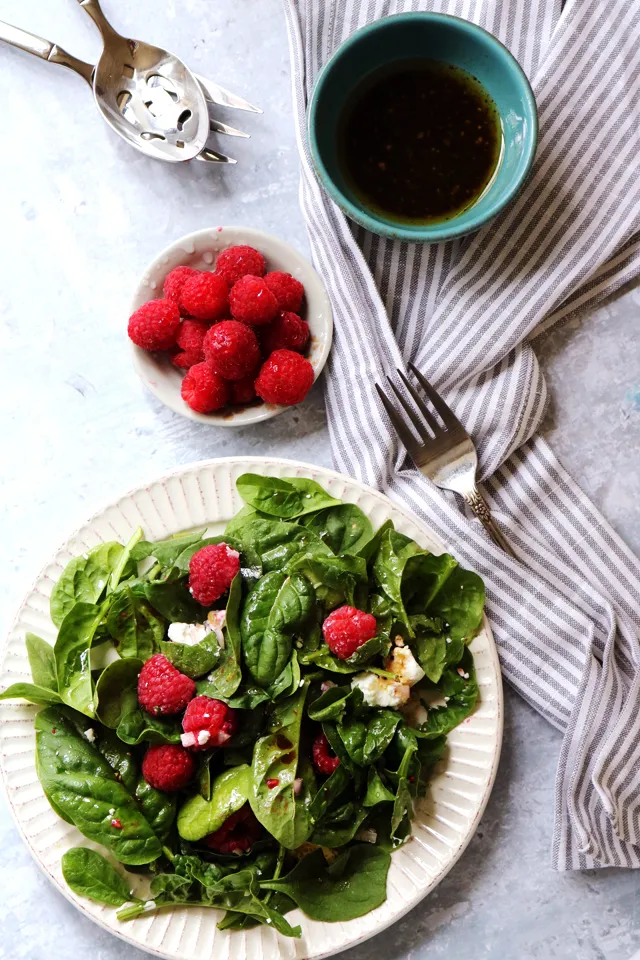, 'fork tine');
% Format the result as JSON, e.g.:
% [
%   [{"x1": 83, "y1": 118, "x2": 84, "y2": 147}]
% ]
[
  {"x1": 385, "y1": 377, "x2": 432, "y2": 445},
  {"x1": 195, "y1": 147, "x2": 237, "y2": 164},
  {"x1": 396, "y1": 368, "x2": 442, "y2": 436},
  {"x1": 408, "y1": 363, "x2": 462, "y2": 431},
  {"x1": 209, "y1": 118, "x2": 250, "y2": 139},
  {"x1": 375, "y1": 384, "x2": 419, "y2": 454},
  {"x1": 195, "y1": 75, "x2": 263, "y2": 114}
]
